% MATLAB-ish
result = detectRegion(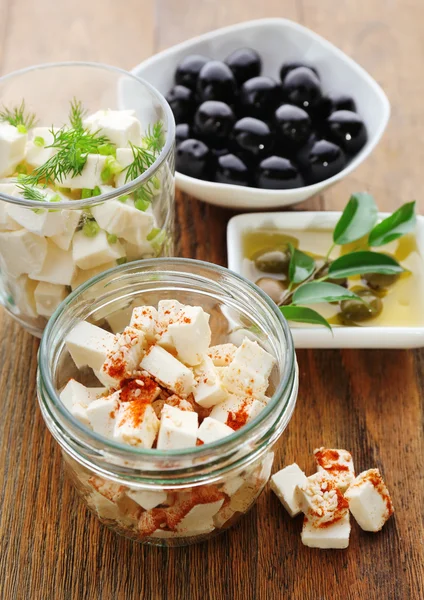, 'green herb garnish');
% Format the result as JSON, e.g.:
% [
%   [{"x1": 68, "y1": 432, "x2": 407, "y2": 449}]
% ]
[
  {"x1": 124, "y1": 143, "x2": 156, "y2": 183},
  {"x1": 107, "y1": 233, "x2": 118, "y2": 244},
  {"x1": 143, "y1": 121, "x2": 165, "y2": 153},
  {"x1": 17, "y1": 183, "x2": 46, "y2": 202},
  {"x1": 0, "y1": 100, "x2": 37, "y2": 132},
  {"x1": 69, "y1": 98, "x2": 87, "y2": 130}
]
